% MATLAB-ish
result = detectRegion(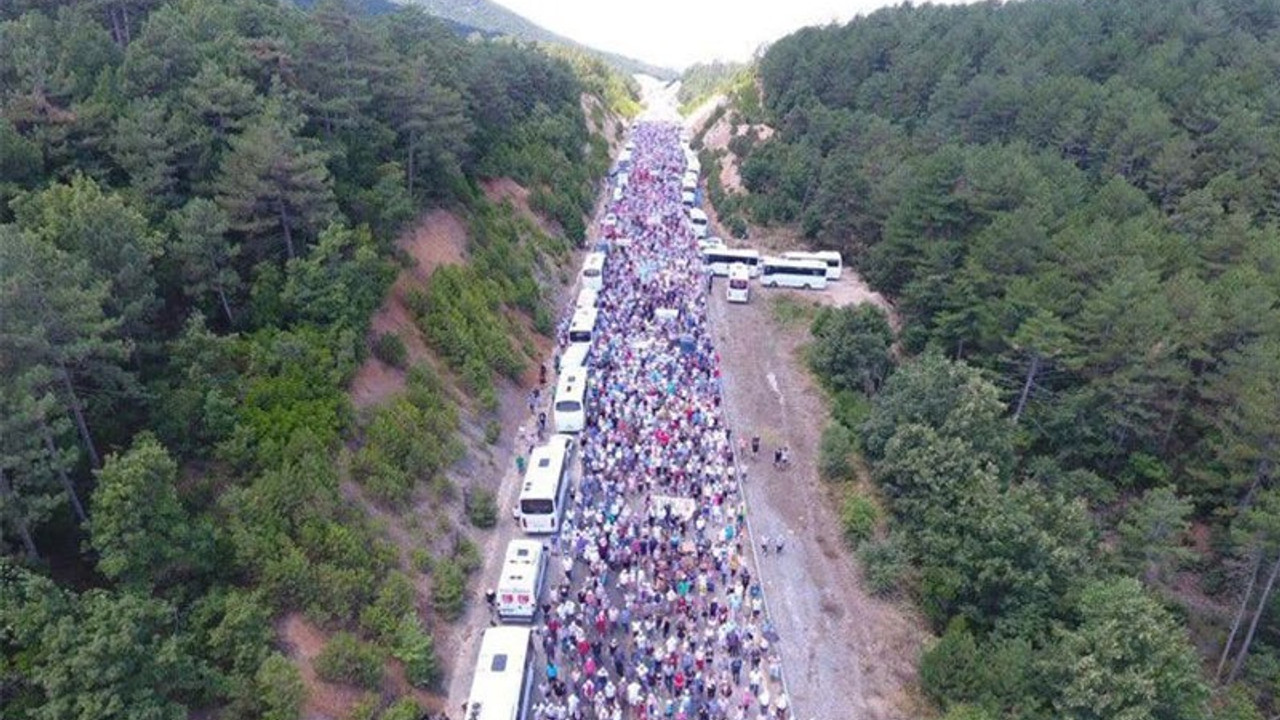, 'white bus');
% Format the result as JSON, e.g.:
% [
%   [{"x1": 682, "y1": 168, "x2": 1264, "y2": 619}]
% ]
[
  {"x1": 496, "y1": 540, "x2": 547, "y2": 623},
  {"x1": 702, "y1": 247, "x2": 761, "y2": 277},
  {"x1": 782, "y1": 250, "x2": 843, "y2": 280},
  {"x1": 760, "y1": 256, "x2": 829, "y2": 290},
  {"x1": 463, "y1": 626, "x2": 535, "y2": 720},
  {"x1": 567, "y1": 307, "x2": 598, "y2": 346},
  {"x1": 726, "y1": 263, "x2": 750, "y2": 304},
  {"x1": 552, "y1": 370, "x2": 587, "y2": 434},
  {"x1": 574, "y1": 286, "x2": 598, "y2": 311},
  {"x1": 580, "y1": 252, "x2": 605, "y2": 291},
  {"x1": 518, "y1": 434, "x2": 575, "y2": 533},
  {"x1": 559, "y1": 341, "x2": 590, "y2": 373},
  {"x1": 681, "y1": 190, "x2": 696, "y2": 208},
  {"x1": 689, "y1": 208, "x2": 709, "y2": 239}
]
